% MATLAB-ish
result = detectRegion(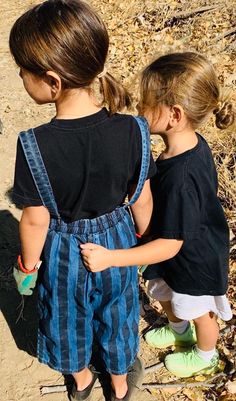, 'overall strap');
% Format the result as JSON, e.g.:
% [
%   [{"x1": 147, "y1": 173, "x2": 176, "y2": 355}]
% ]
[
  {"x1": 19, "y1": 129, "x2": 60, "y2": 219},
  {"x1": 126, "y1": 116, "x2": 151, "y2": 207}
]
